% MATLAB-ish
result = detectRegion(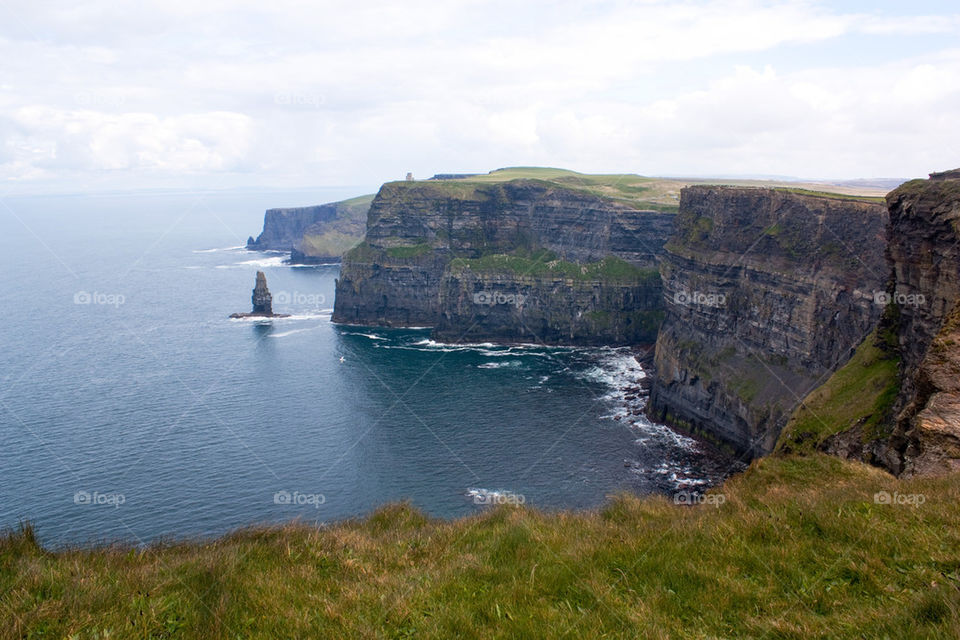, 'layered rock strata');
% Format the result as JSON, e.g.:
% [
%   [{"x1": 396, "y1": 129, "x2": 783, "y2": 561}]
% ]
[
  {"x1": 332, "y1": 180, "x2": 674, "y2": 344},
  {"x1": 882, "y1": 172, "x2": 960, "y2": 475},
  {"x1": 647, "y1": 186, "x2": 889, "y2": 457}
]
